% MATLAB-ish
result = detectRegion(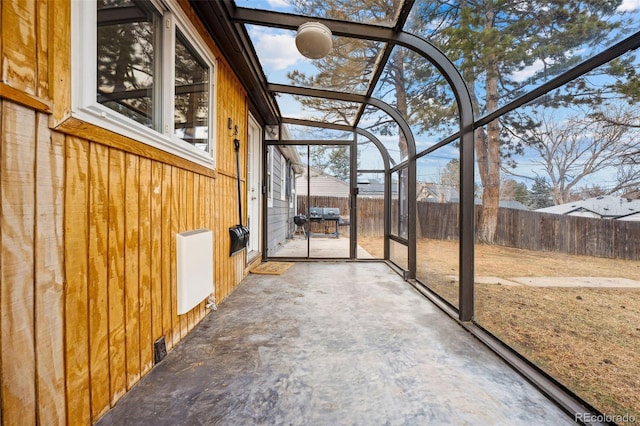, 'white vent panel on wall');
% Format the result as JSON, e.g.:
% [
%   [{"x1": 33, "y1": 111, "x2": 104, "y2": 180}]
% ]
[{"x1": 176, "y1": 229, "x2": 214, "y2": 315}]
